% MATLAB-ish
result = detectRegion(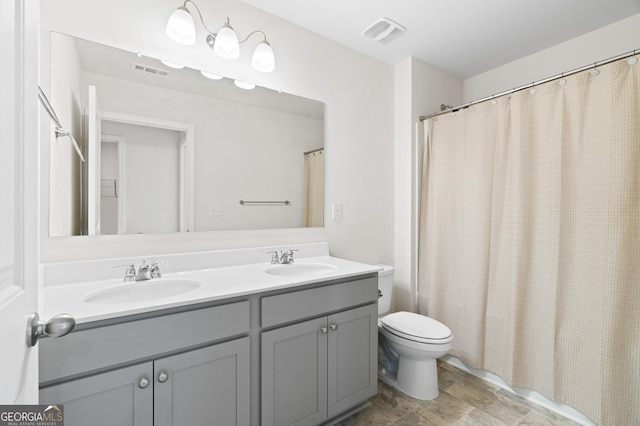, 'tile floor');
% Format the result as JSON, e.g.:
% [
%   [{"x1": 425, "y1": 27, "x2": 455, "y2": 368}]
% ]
[{"x1": 336, "y1": 361, "x2": 581, "y2": 426}]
